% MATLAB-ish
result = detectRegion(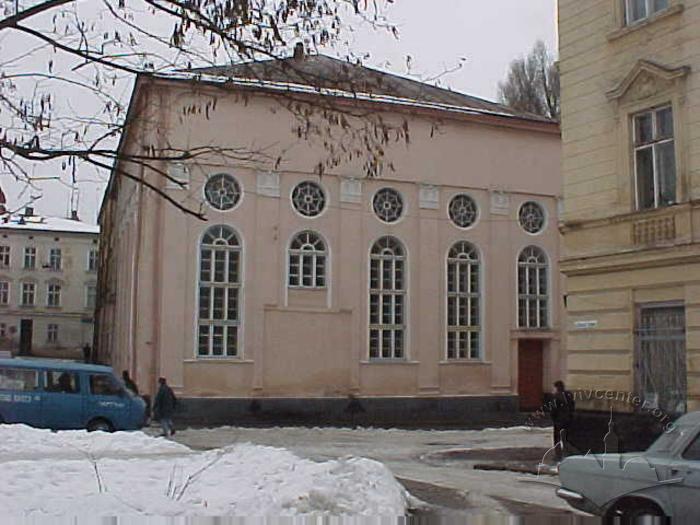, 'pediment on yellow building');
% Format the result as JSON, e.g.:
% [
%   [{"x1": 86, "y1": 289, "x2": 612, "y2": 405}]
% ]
[{"x1": 606, "y1": 60, "x2": 690, "y2": 102}]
